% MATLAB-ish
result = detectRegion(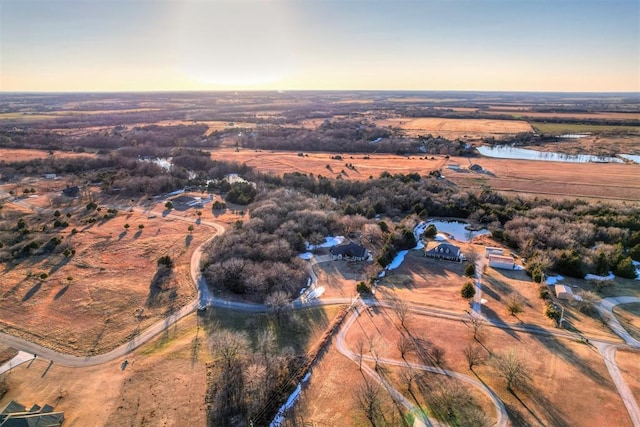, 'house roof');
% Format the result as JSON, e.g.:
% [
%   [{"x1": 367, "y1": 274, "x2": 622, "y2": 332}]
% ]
[
  {"x1": 330, "y1": 242, "x2": 367, "y2": 258},
  {"x1": 555, "y1": 285, "x2": 573, "y2": 295},
  {"x1": 425, "y1": 243, "x2": 461, "y2": 256}
]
